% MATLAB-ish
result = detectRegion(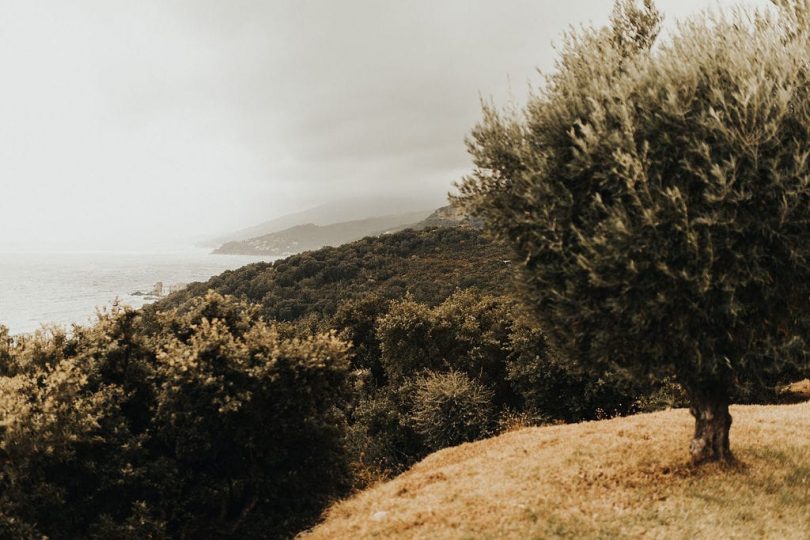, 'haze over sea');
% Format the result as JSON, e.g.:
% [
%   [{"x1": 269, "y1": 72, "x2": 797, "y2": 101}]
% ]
[{"x1": 0, "y1": 249, "x2": 272, "y2": 335}]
